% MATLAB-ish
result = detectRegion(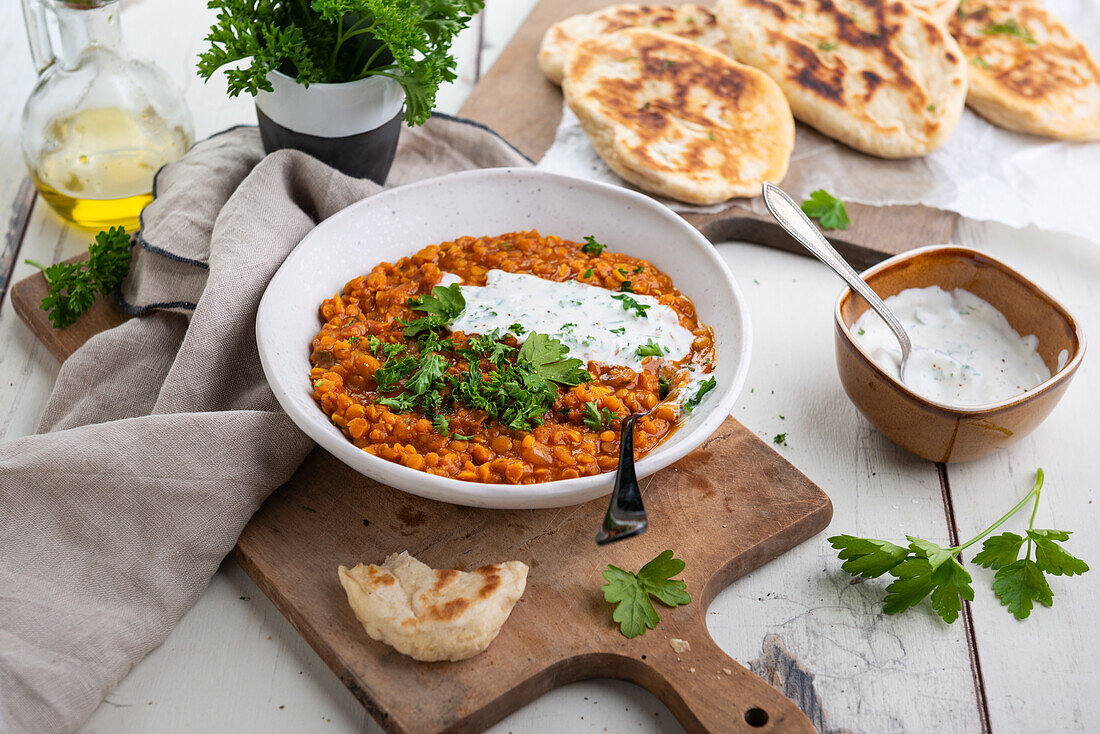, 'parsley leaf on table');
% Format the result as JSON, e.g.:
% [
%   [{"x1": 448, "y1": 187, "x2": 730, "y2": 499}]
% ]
[
  {"x1": 829, "y1": 469, "x2": 1088, "y2": 623},
  {"x1": 975, "y1": 528, "x2": 1089, "y2": 619},
  {"x1": 800, "y1": 189, "x2": 851, "y2": 230},
  {"x1": 26, "y1": 226, "x2": 132, "y2": 328},
  {"x1": 602, "y1": 550, "x2": 691, "y2": 638}
]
